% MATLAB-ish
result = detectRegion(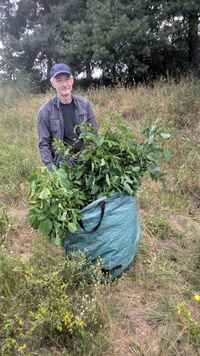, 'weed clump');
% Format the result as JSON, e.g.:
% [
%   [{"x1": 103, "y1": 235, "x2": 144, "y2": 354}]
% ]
[
  {"x1": 0, "y1": 247, "x2": 107, "y2": 355},
  {"x1": 146, "y1": 215, "x2": 185, "y2": 240},
  {"x1": 178, "y1": 295, "x2": 200, "y2": 349}
]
